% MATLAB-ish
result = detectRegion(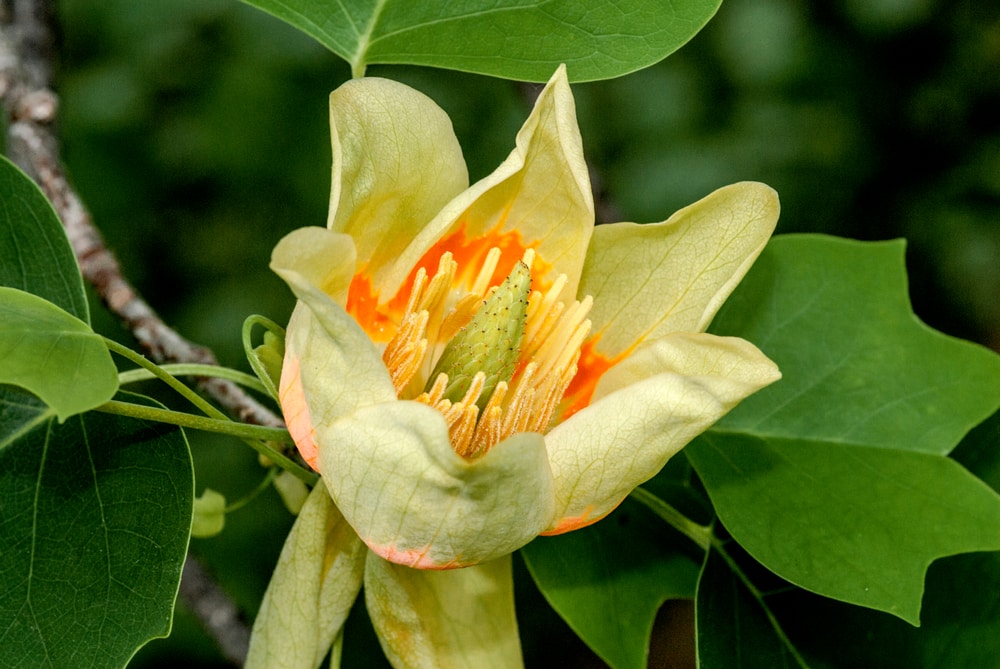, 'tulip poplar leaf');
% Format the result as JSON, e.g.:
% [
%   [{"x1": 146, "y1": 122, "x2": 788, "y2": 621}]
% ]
[
  {"x1": 709, "y1": 235, "x2": 1000, "y2": 455},
  {"x1": 765, "y1": 411, "x2": 1000, "y2": 666},
  {"x1": 0, "y1": 155, "x2": 88, "y2": 322},
  {"x1": 521, "y1": 499, "x2": 701, "y2": 669},
  {"x1": 685, "y1": 431, "x2": 1000, "y2": 625},
  {"x1": 0, "y1": 389, "x2": 193, "y2": 668},
  {"x1": 695, "y1": 547, "x2": 807, "y2": 669},
  {"x1": 237, "y1": 0, "x2": 723, "y2": 81},
  {"x1": 0, "y1": 287, "x2": 119, "y2": 421}
]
